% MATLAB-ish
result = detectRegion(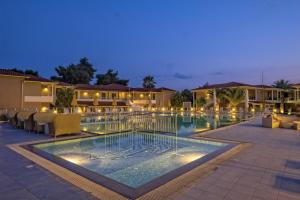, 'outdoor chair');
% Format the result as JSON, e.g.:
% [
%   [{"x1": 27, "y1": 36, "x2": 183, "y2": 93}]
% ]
[
  {"x1": 6, "y1": 110, "x2": 18, "y2": 127},
  {"x1": 262, "y1": 115, "x2": 280, "y2": 128},
  {"x1": 52, "y1": 113, "x2": 81, "y2": 137},
  {"x1": 33, "y1": 112, "x2": 56, "y2": 134},
  {"x1": 17, "y1": 111, "x2": 36, "y2": 131}
]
